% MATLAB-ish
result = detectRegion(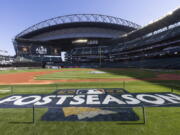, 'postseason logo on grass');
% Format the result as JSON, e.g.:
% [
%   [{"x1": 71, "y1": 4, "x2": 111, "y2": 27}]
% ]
[{"x1": 0, "y1": 88, "x2": 180, "y2": 108}]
